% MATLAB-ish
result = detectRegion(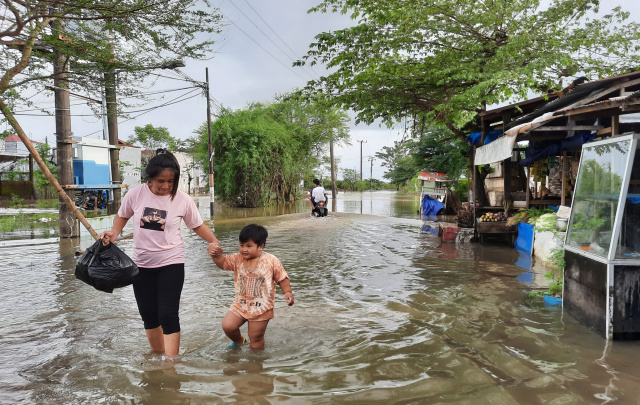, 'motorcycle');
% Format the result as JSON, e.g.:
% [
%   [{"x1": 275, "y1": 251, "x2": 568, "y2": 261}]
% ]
[{"x1": 312, "y1": 199, "x2": 328, "y2": 217}]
